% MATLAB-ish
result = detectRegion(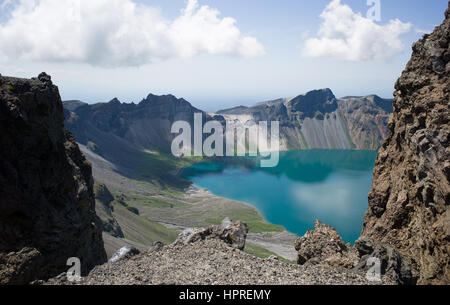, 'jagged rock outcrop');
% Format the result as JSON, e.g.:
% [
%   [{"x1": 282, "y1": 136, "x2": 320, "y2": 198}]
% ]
[
  {"x1": 294, "y1": 220, "x2": 358, "y2": 268},
  {"x1": 361, "y1": 4, "x2": 450, "y2": 284},
  {"x1": 0, "y1": 73, "x2": 106, "y2": 284},
  {"x1": 294, "y1": 220, "x2": 415, "y2": 284},
  {"x1": 175, "y1": 218, "x2": 248, "y2": 250}
]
